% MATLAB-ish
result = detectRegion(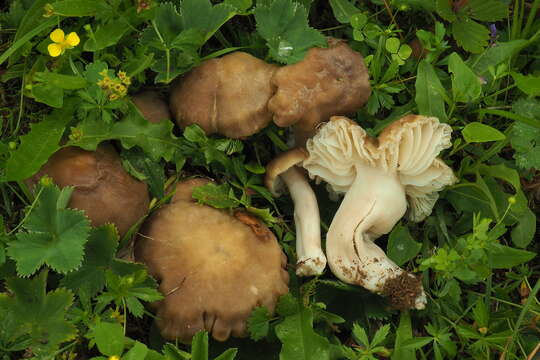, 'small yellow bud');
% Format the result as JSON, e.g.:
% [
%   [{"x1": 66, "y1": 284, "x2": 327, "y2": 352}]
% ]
[
  {"x1": 508, "y1": 196, "x2": 516, "y2": 205},
  {"x1": 478, "y1": 327, "x2": 488, "y2": 335}
]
